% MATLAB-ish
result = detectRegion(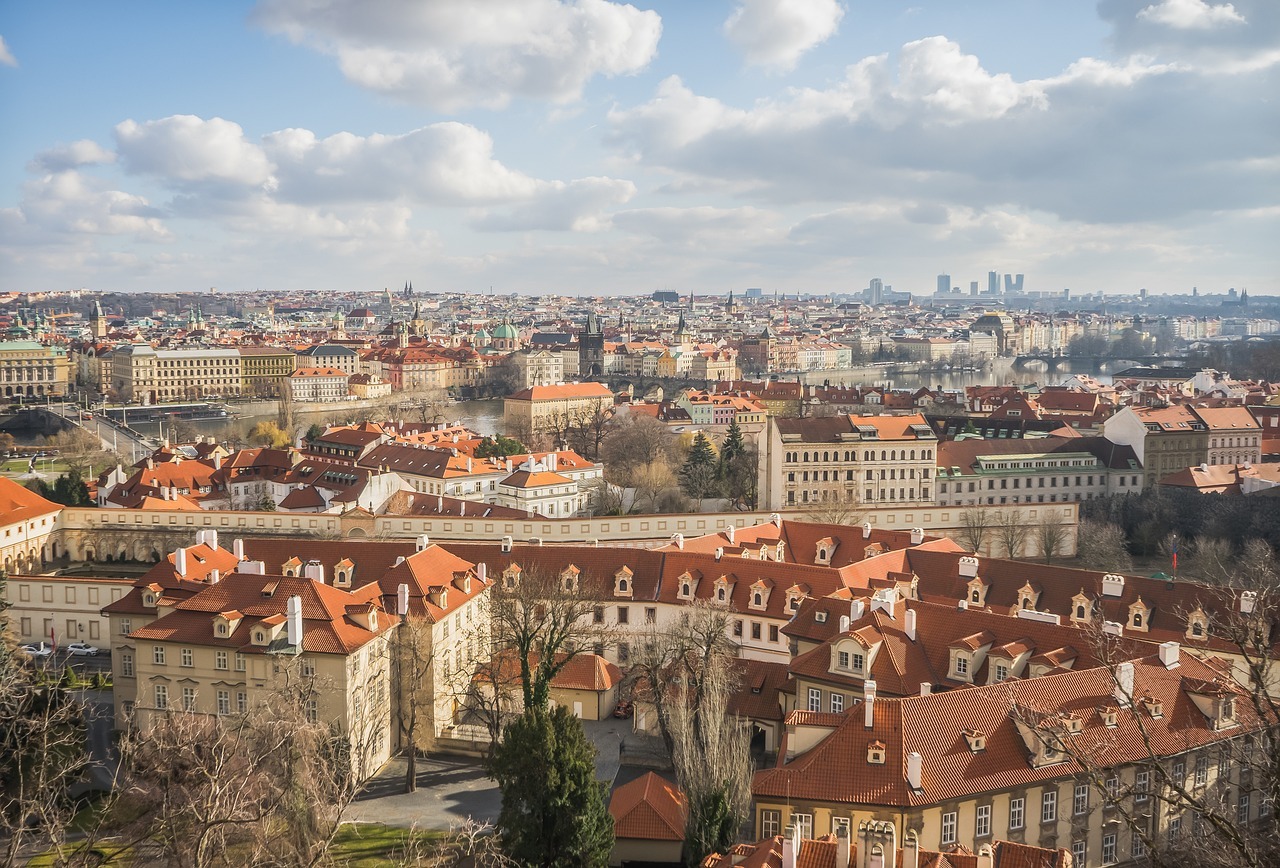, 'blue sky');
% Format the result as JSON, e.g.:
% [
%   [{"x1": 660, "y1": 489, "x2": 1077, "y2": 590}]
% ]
[{"x1": 1, "y1": 0, "x2": 1276, "y2": 296}]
